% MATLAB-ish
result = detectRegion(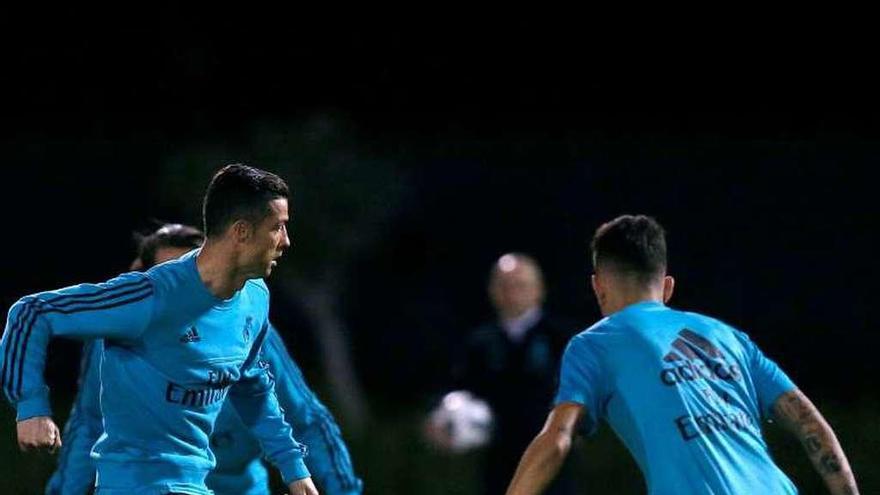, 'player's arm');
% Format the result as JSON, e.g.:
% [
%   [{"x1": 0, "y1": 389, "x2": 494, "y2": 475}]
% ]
[
  {"x1": 505, "y1": 402, "x2": 583, "y2": 495},
  {"x1": 0, "y1": 273, "x2": 155, "y2": 452},
  {"x1": 505, "y1": 332, "x2": 605, "y2": 494},
  {"x1": 262, "y1": 324, "x2": 362, "y2": 495},
  {"x1": 228, "y1": 323, "x2": 317, "y2": 495},
  {"x1": 772, "y1": 389, "x2": 859, "y2": 495},
  {"x1": 45, "y1": 340, "x2": 105, "y2": 495},
  {"x1": 737, "y1": 330, "x2": 859, "y2": 494}
]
